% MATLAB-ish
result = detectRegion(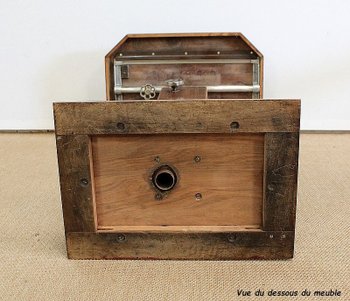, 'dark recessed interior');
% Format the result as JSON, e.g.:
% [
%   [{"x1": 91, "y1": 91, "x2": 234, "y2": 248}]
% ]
[{"x1": 152, "y1": 165, "x2": 177, "y2": 191}]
